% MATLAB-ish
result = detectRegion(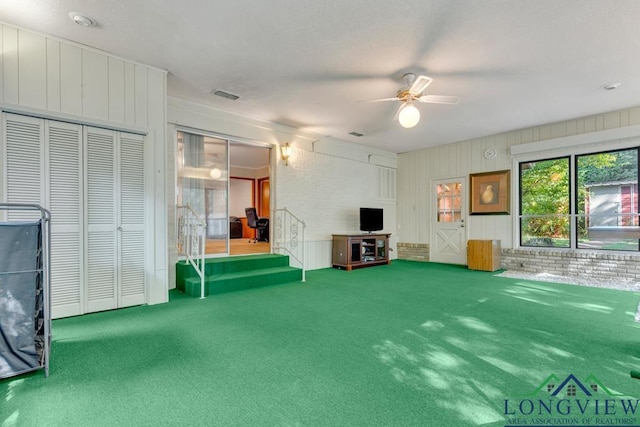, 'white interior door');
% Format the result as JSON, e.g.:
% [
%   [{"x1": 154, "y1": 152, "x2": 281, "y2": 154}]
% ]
[
  {"x1": 118, "y1": 132, "x2": 146, "y2": 307},
  {"x1": 47, "y1": 121, "x2": 83, "y2": 317},
  {"x1": 85, "y1": 127, "x2": 118, "y2": 313},
  {"x1": 431, "y1": 178, "x2": 467, "y2": 264},
  {"x1": 3, "y1": 114, "x2": 84, "y2": 318},
  {"x1": 86, "y1": 127, "x2": 146, "y2": 313}
]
